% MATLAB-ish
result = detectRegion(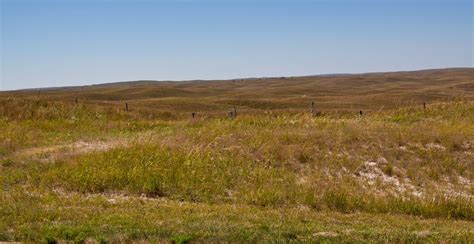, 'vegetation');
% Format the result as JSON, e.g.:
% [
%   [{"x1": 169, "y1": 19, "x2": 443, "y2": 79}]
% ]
[{"x1": 0, "y1": 69, "x2": 473, "y2": 242}]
